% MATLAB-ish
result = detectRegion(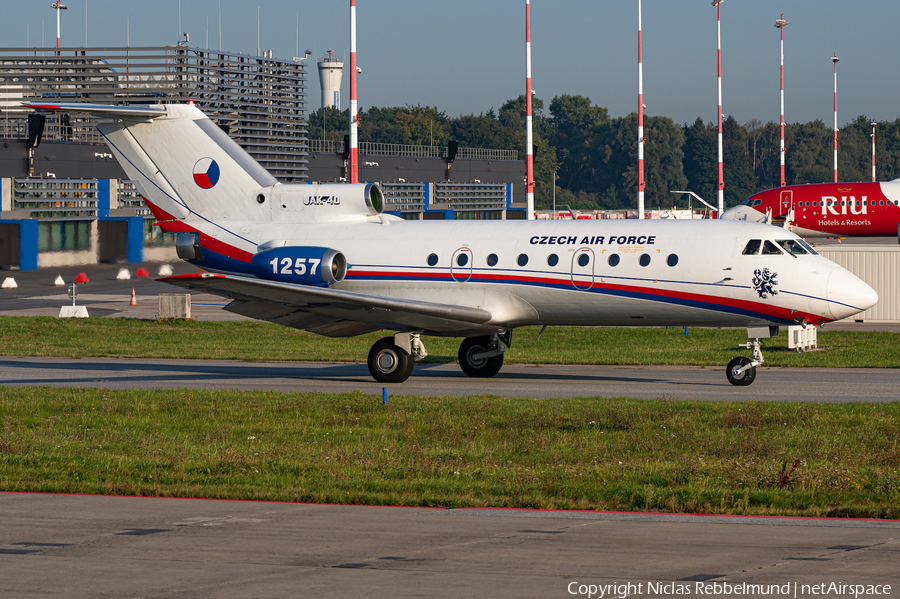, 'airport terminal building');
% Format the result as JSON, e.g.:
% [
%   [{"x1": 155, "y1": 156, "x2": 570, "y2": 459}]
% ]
[{"x1": 0, "y1": 45, "x2": 524, "y2": 270}]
